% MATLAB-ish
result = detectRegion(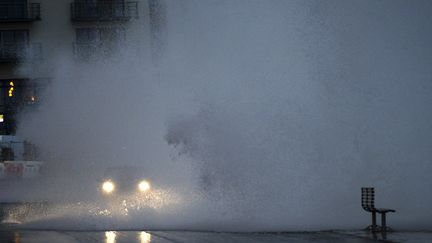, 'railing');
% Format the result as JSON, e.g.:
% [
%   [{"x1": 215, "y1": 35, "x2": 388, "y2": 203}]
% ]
[
  {"x1": 0, "y1": 3, "x2": 41, "y2": 22},
  {"x1": 0, "y1": 43, "x2": 42, "y2": 63},
  {"x1": 72, "y1": 41, "x2": 125, "y2": 60},
  {"x1": 73, "y1": 41, "x2": 112, "y2": 60},
  {"x1": 71, "y1": 1, "x2": 138, "y2": 21}
]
